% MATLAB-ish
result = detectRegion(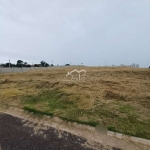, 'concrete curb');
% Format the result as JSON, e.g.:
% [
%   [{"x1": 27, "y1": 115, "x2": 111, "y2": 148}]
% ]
[
  {"x1": 3, "y1": 107, "x2": 150, "y2": 149},
  {"x1": 107, "y1": 131, "x2": 150, "y2": 146}
]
